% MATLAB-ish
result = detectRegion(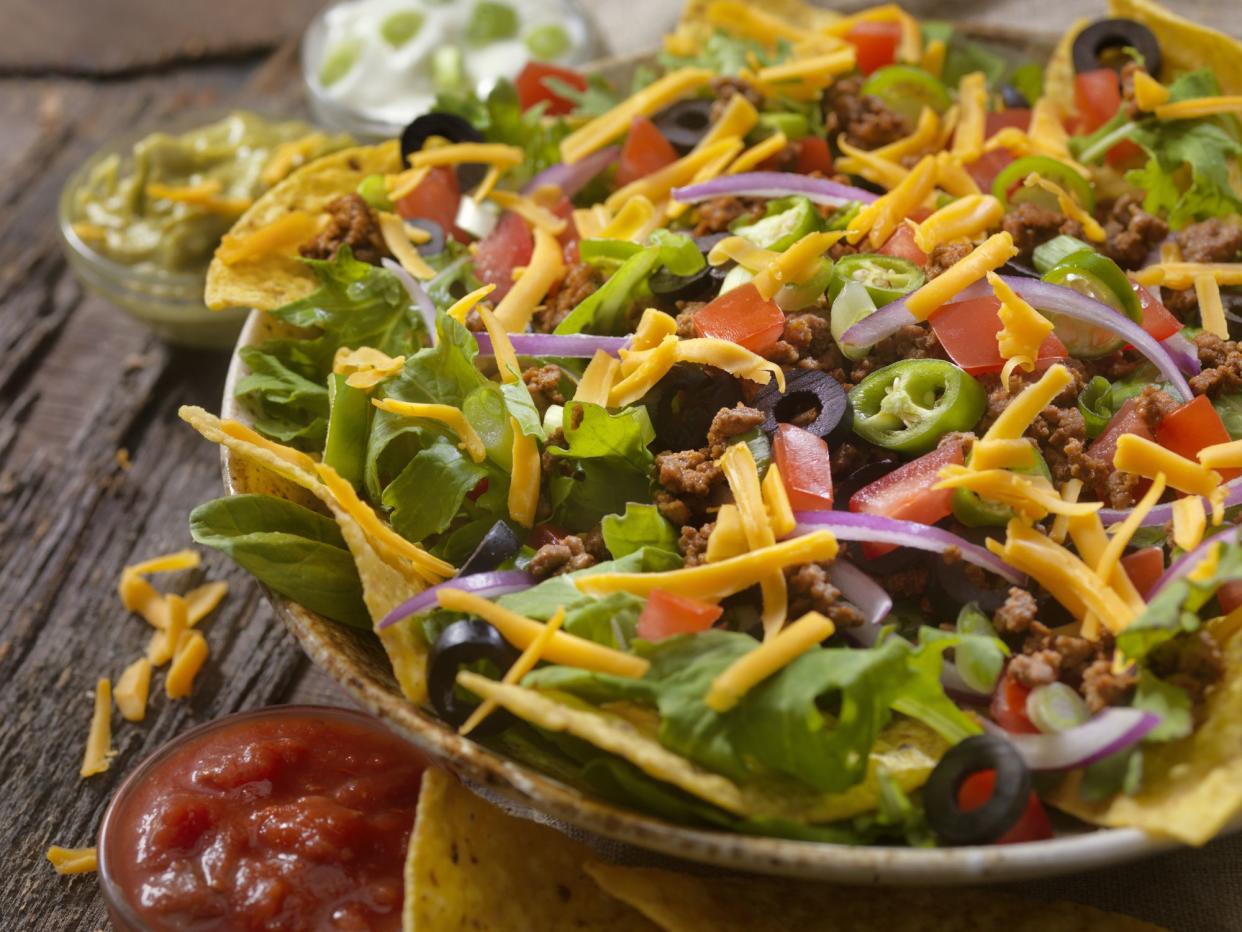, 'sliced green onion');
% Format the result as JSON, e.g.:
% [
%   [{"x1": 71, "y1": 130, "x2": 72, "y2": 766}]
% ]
[
  {"x1": 380, "y1": 10, "x2": 425, "y2": 48},
  {"x1": 356, "y1": 174, "x2": 392, "y2": 211},
  {"x1": 466, "y1": 1, "x2": 520, "y2": 45},
  {"x1": 1077, "y1": 375, "x2": 1114, "y2": 439},
  {"x1": 1032, "y1": 234, "x2": 1094, "y2": 275},
  {"x1": 431, "y1": 45, "x2": 467, "y2": 93},
  {"x1": 755, "y1": 111, "x2": 810, "y2": 141},
  {"x1": 525, "y1": 23, "x2": 570, "y2": 59},
  {"x1": 319, "y1": 38, "x2": 361, "y2": 87},
  {"x1": 830, "y1": 281, "x2": 877, "y2": 361},
  {"x1": 1026, "y1": 682, "x2": 1090, "y2": 734},
  {"x1": 719, "y1": 264, "x2": 755, "y2": 295},
  {"x1": 954, "y1": 603, "x2": 1005, "y2": 693}
]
